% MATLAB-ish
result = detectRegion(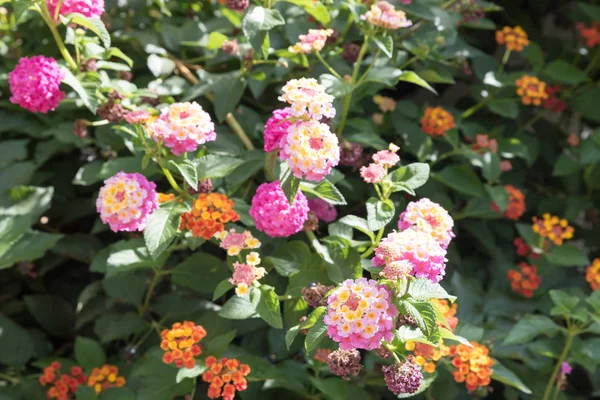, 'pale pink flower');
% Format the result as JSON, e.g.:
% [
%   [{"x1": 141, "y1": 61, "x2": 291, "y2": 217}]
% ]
[{"x1": 360, "y1": 163, "x2": 386, "y2": 183}]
